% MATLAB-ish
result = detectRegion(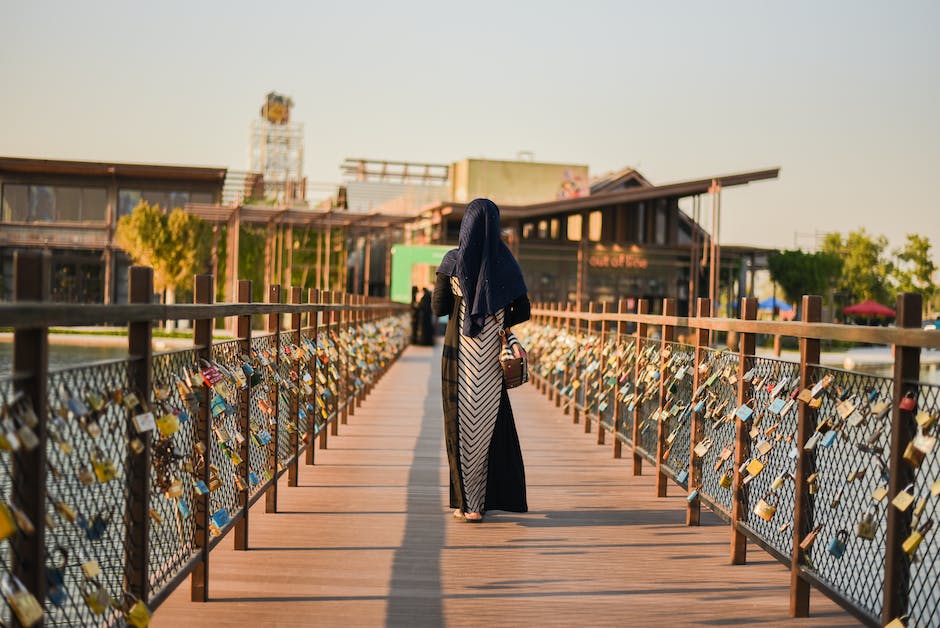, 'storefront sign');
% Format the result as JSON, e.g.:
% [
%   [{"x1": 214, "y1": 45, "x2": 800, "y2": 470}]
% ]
[{"x1": 587, "y1": 253, "x2": 649, "y2": 269}]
